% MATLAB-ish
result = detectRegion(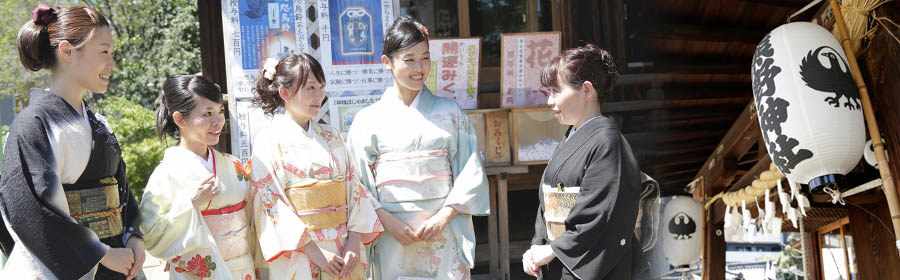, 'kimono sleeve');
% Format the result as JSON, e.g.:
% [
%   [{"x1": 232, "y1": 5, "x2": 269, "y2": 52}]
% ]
[
  {"x1": 531, "y1": 191, "x2": 549, "y2": 245},
  {"x1": 443, "y1": 107, "x2": 490, "y2": 216},
  {"x1": 0, "y1": 117, "x2": 107, "y2": 278},
  {"x1": 138, "y1": 167, "x2": 203, "y2": 259},
  {"x1": 117, "y1": 158, "x2": 143, "y2": 243},
  {"x1": 550, "y1": 133, "x2": 640, "y2": 279},
  {"x1": 345, "y1": 114, "x2": 380, "y2": 206},
  {"x1": 339, "y1": 131, "x2": 383, "y2": 244}
]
